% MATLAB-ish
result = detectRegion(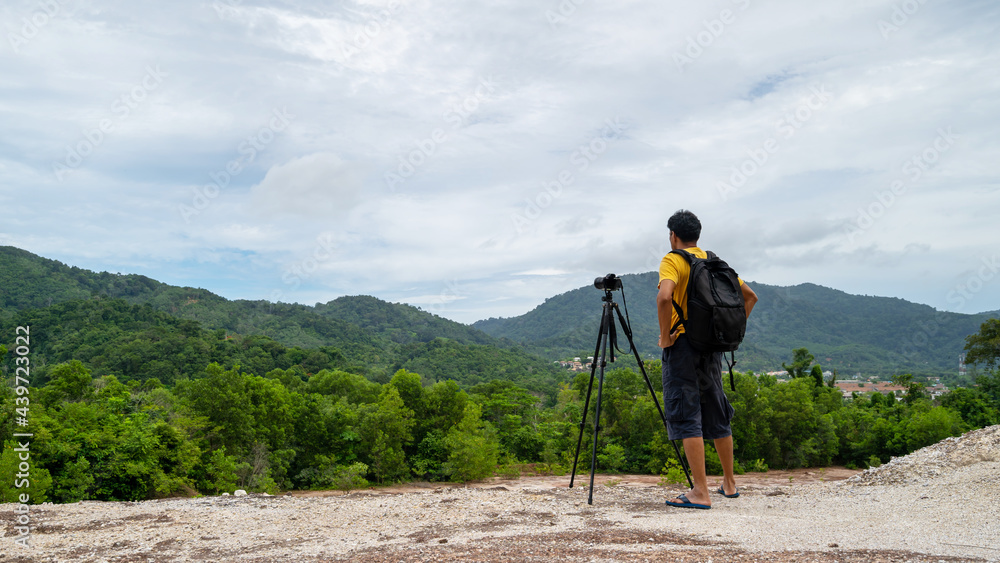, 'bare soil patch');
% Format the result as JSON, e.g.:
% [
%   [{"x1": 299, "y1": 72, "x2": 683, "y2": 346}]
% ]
[{"x1": 5, "y1": 437, "x2": 999, "y2": 563}]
